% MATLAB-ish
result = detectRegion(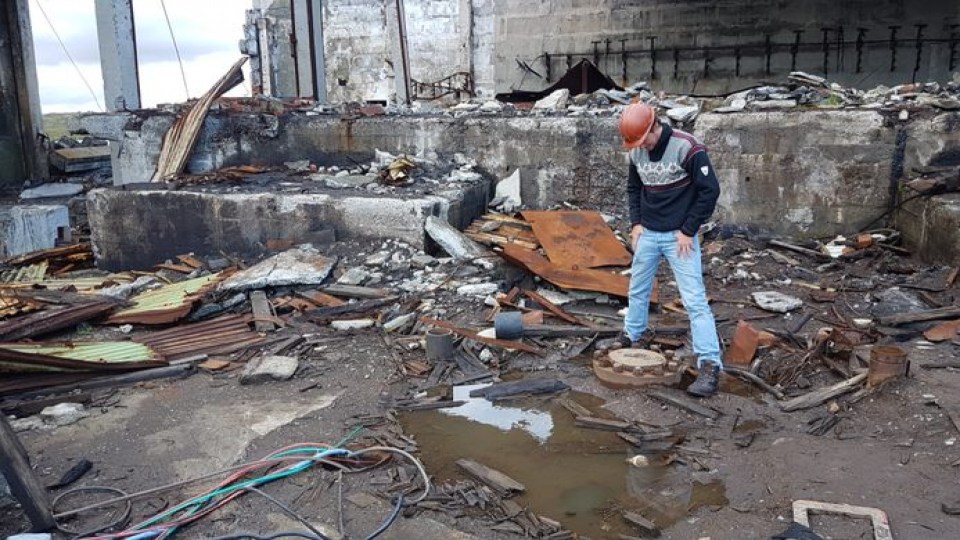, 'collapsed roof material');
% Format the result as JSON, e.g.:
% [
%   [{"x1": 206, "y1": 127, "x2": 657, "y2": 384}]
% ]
[{"x1": 496, "y1": 59, "x2": 623, "y2": 103}]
